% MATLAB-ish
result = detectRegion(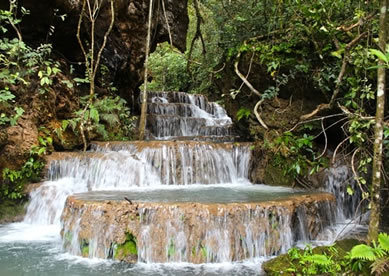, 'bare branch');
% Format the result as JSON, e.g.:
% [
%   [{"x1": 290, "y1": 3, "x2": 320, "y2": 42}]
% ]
[
  {"x1": 254, "y1": 99, "x2": 269, "y2": 130},
  {"x1": 332, "y1": 136, "x2": 350, "y2": 164},
  {"x1": 161, "y1": 0, "x2": 173, "y2": 47},
  {"x1": 336, "y1": 13, "x2": 377, "y2": 32},
  {"x1": 351, "y1": 148, "x2": 366, "y2": 194},
  {"x1": 300, "y1": 32, "x2": 367, "y2": 121},
  {"x1": 9, "y1": 1, "x2": 23, "y2": 41},
  {"x1": 315, "y1": 119, "x2": 327, "y2": 160},
  {"x1": 289, "y1": 113, "x2": 345, "y2": 132},
  {"x1": 93, "y1": 0, "x2": 115, "y2": 78},
  {"x1": 139, "y1": 0, "x2": 154, "y2": 140},
  {"x1": 234, "y1": 52, "x2": 261, "y2": 97},
  {"x1": 77, "y1": 0, "x2": 88, "y2": 68},
  {"x1": 187, "y1": 0, "x2": 206, "y2": 72}
]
